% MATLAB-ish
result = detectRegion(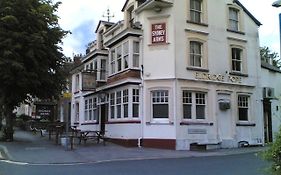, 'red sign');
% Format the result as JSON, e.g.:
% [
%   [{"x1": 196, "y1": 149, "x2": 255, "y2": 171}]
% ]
[{"x1": 151, "y1": 23, "x2": 166, "y2": 44}]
